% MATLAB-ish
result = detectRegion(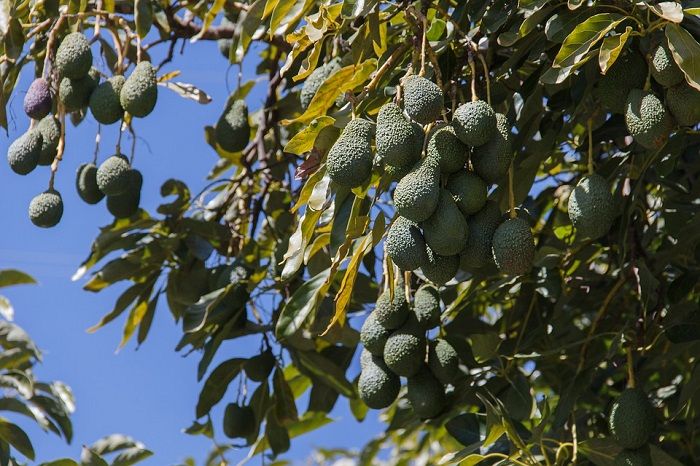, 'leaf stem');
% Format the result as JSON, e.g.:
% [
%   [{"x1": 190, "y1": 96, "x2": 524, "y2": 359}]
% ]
[
  {"x1": 477, "y1": 53, "x2": 491, "y2": 105},
  {"x1": 508, "y1": 162, "x2": 516, "y2": 219},
  {"x1": 468, "y1": 52, "x2": 478, "y2": 102},
  {"x1": 419, "y1": 14, "x2": 427, "y2": 77}
]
